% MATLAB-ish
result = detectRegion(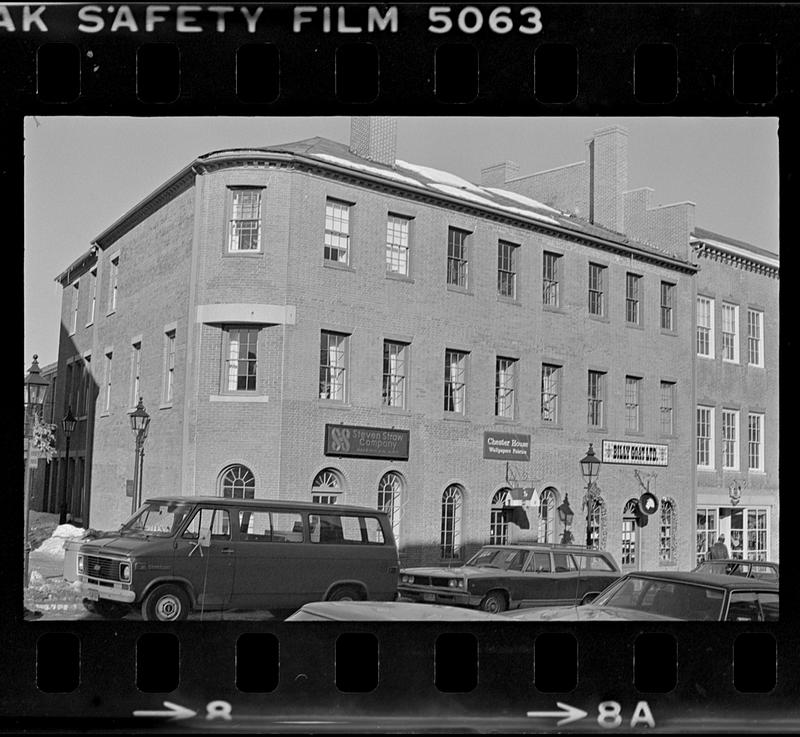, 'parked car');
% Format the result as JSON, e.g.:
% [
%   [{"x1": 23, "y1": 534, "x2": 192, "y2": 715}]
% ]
[
  {"x1": 693, "y1": 559, "x2": 778, "y2": 582},
  {"x1": 397, "y1": 544, "x2": 621, "y2": 613},
  {"x1": 74, "y1": 496, "x2": 399, "y2": 621},
  {"x1": 503, "y1": 571, "x2": 779, "y2": 621},
  {"x1": 286, "y1": 601, "x2": 505, "y2": 621}
]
